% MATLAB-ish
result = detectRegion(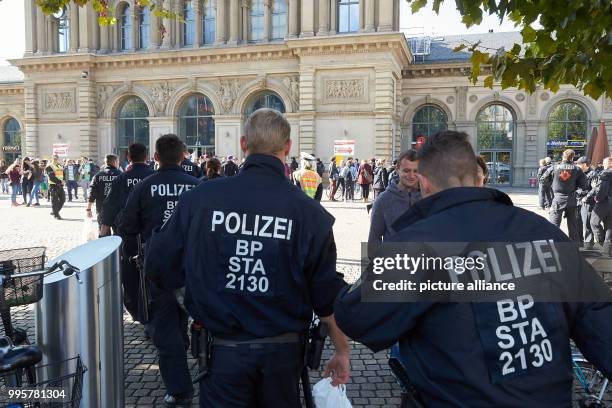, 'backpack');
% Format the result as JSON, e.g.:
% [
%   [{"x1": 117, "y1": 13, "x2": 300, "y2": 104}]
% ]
[{"x1": 363, "y1": 168, "x2": 373, "y2": 184}]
